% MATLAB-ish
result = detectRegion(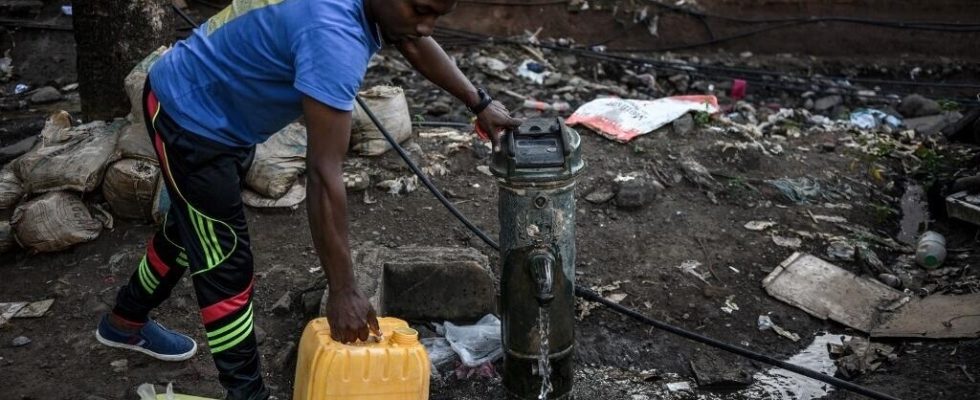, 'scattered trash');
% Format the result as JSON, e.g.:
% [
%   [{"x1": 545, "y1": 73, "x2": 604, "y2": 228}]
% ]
[
  {"x1": 516, "y1": 59, "x2": 549, "y2": 85},
  {"x1": 830, "y1": 337, "x2": 897, "y2": 379},
  {"x1": 915, "y1": 231, "x2": 946, "y2": 269},
  {"x1": 677, "y1": 260, "x2": 710, "y2": 284},
  {"x1": 812, "y1": 214, "x2": 847, "y2": 223},
  {"x1": 343, "y1": 169, "x2": 371, "y2": 191},
  {"x1": 566, "y1": 95, "x2": 719, "y2": 143},
  {"x1": 14, "y1": 83, "x2": 29, "y2": 94},
  {"x1": 771, "y1": 235, "x2": 802, "y2": 249},
  {"x1": 11, "y1": 336, "x2": 31, "y2": 347},
  {"x1": 60, "y1": 5, "x2": 72, "y2": 15},
  {"x1": 679, "y1": 157, "x2": 719, "y2": 190},
  {"x1": 744, "y1": 221, "x2": 776, "y2": 231},
  {"x1": 825, "y1": 239, "x2": 856, "y2": 261},
  {"x1": 376, "y1": 175, "x2": 419, "y2": 195},
  {"x1": 11, "y1": 191, "x2": 103, "y2": 253},
  {"x1": 245, "y1": 123, "x2": 307, "y2": 199},
  {"x1": 766, "y1": 177, "x2": 821, "y2": 204},
  {"x1": 444, "y1": 314, "x2": 502, "y2": 368},
  {"x1": 849, "y1": 109, "x2": 902, "y2": 129},
  {"x1": 757, "y1": 315, "x2": 801, "y2": 342},
  {"x1": 352, "y1": 86, "x2": 413, "y2": 156},
  {"x1": 664, "y1": 381, "x2": 692, "y2": 393},
  {"x1": 721, "y1": 296, "x2": 739, "y2": 314},
  {"x1": 110, "y1": 359, "x2": 128, "y2": 373},
  {"x1": 0, "y1": 56, "x2": 12, "y2": 81},
  {"x1": 137, "y1": 382, "x2": 218, "y2": 400},
  {"x1": 730, "y1": 79, "x2": 748, "y2": 101},
  {"x1": 877, "y1": 273, "x2": 902, "y2": 289},
  {"x1": 605, "y1": 293, "x2": 628, "y2": 304},
  {"x1": 764, "y1": 252, "x2": 980, "y2": 338}
]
